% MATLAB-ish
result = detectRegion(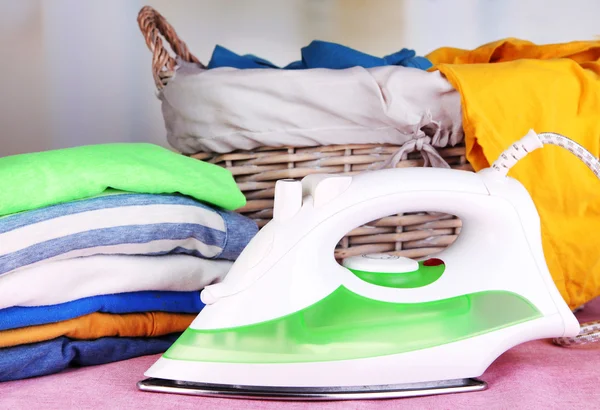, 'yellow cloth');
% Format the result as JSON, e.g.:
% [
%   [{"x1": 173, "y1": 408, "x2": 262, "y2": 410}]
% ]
[
  {"x1": 0, "y1": 312, "x2": 195, "y2": 348},
  {"x1": 427, "y1": 41, "x2": 600, "y2": 309},
  {"x1": 426, "y1": 37, "x2": 600, "y2": 68}
]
